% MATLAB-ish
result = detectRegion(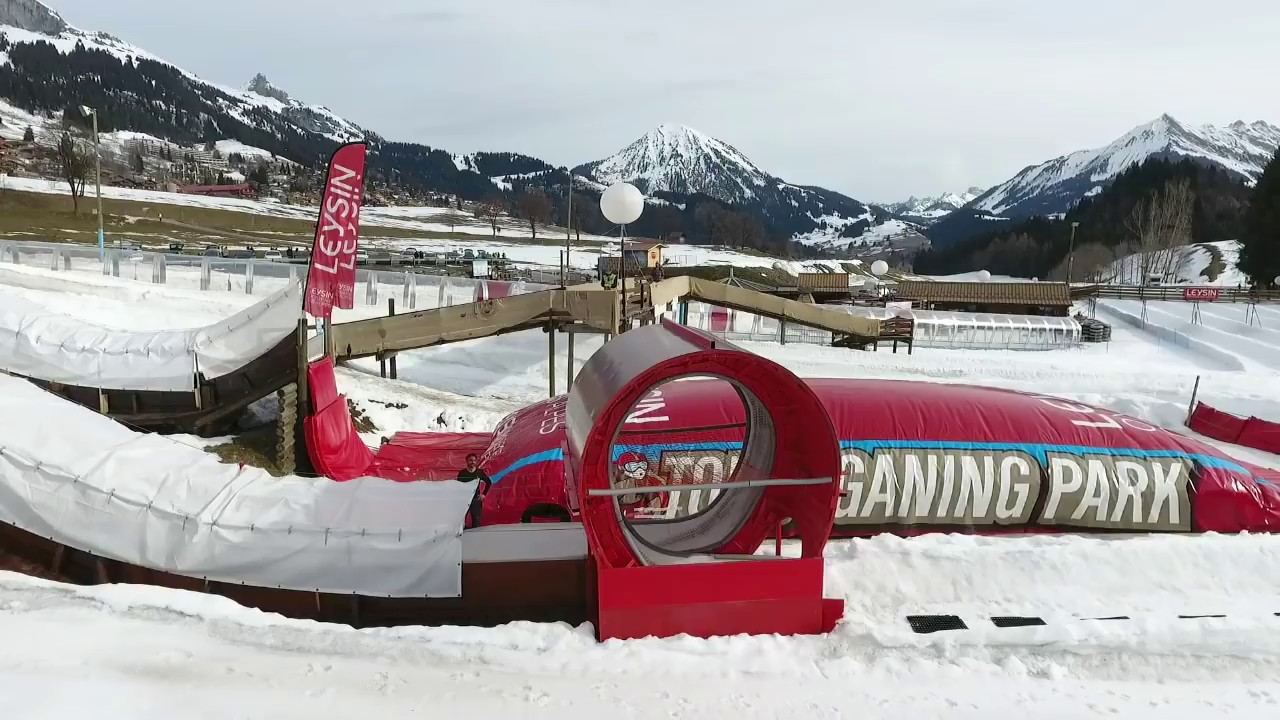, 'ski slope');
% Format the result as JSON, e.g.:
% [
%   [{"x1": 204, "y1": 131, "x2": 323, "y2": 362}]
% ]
[
  {"x1": 1097, "y1": 299, "x2": 1280, "y2": 374},
  {"x1": 2, "y1": 264, "x2": 1280, "y2": 717}
]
